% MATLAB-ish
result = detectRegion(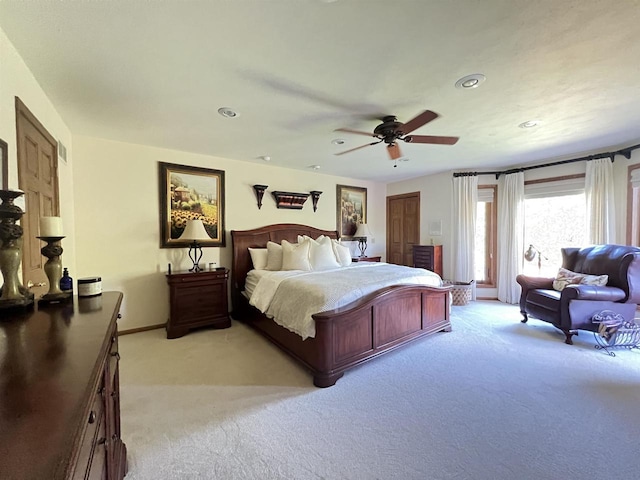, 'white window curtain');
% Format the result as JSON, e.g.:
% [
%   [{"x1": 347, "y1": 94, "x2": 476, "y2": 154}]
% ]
[
  {"x1": 452, "y1": 176, "x2": 478, "y2": 295},
  {"x1": 497, "y1": 172, "x2": 524, "y2": 304},
  {"x1": 585, "y1": 157, "x2": 615, "y2": 244}
]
